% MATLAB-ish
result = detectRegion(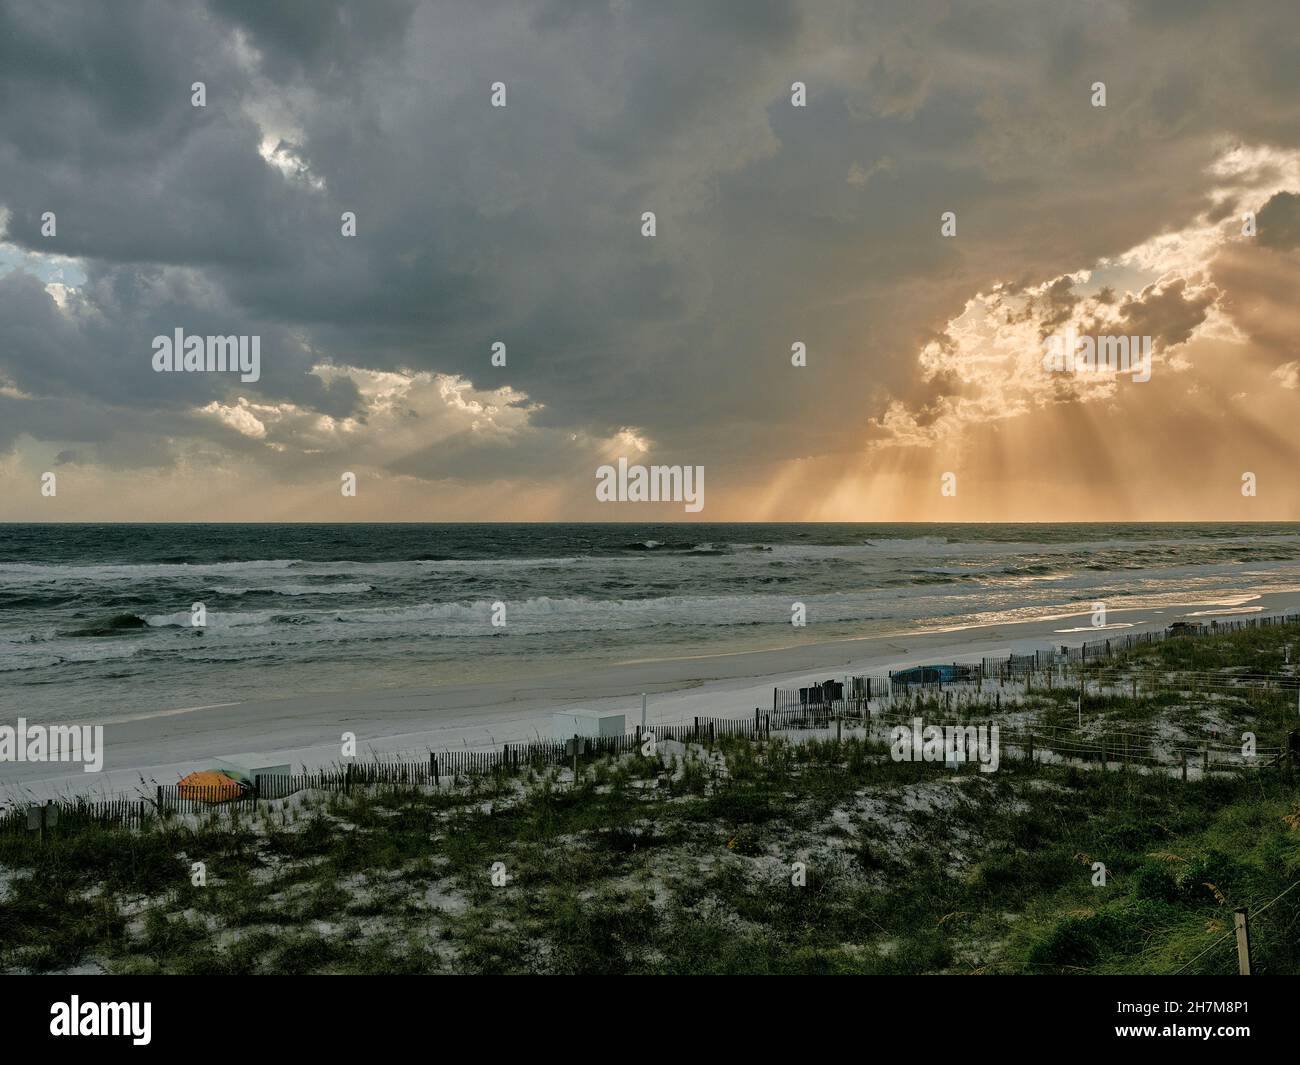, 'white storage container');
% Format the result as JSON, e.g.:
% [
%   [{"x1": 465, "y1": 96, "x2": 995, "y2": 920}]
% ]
[
  {"x1": 214, "y1": 752, "x2": 292, "y2": 787},
  {"x1": 551, "y1": 709, "x2": 626, "y2": 741}
]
